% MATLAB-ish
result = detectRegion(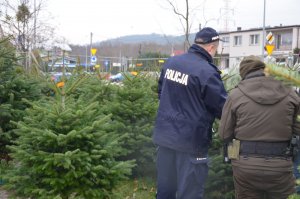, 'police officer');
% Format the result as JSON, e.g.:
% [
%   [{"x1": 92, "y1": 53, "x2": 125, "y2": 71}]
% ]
[
  {"x1": 153, "y1": 27, "x2": 227, "y2": 199},
  {"x1": 219, "y1": 56, "x2": 300, "y2": 199}
]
